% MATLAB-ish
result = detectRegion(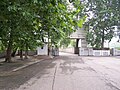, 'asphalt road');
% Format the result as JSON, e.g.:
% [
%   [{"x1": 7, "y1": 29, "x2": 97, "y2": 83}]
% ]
[{"x1": 1, "y1": 52, "x2": 120, "y2": 90}]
